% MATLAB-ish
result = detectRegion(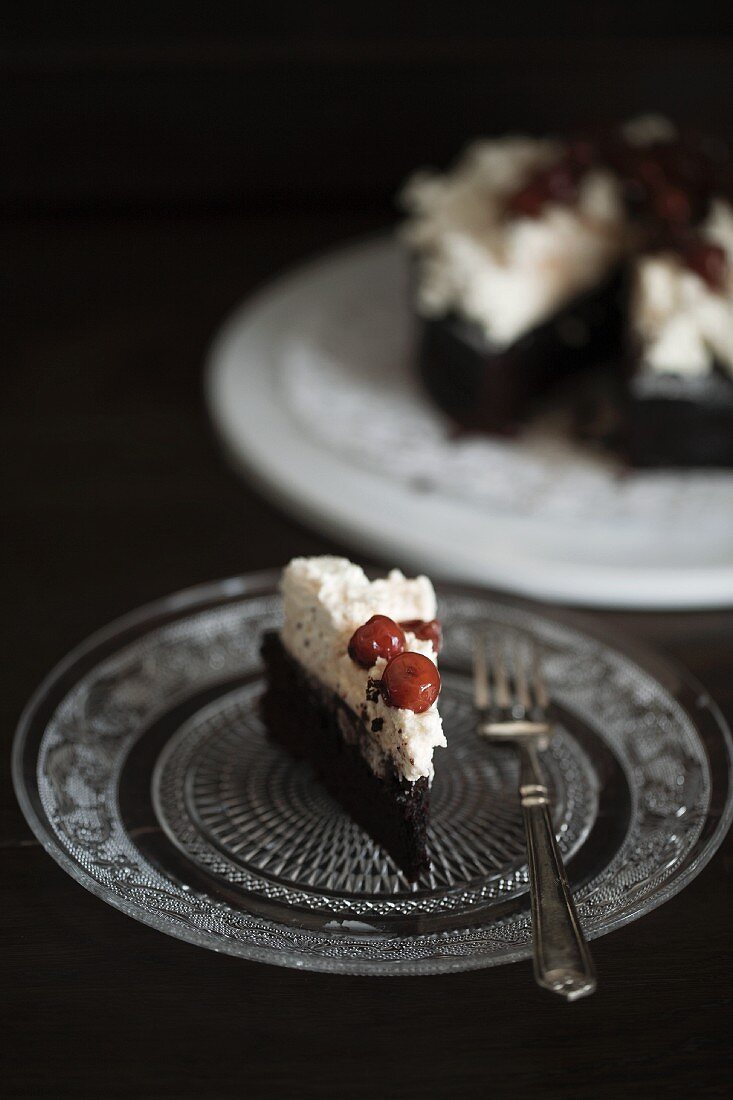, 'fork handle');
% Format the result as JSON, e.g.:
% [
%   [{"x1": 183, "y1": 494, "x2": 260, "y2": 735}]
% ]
[{"x1": 519, "y1": 741, "x2": 596, "y2": 1001}]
